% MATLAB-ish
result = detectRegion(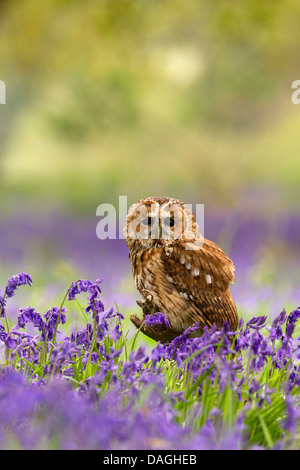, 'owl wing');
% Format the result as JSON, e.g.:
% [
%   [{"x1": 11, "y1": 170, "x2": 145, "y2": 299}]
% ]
[{"x1": 163, "y1": 238, "x2": 238, "y2": 331}]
